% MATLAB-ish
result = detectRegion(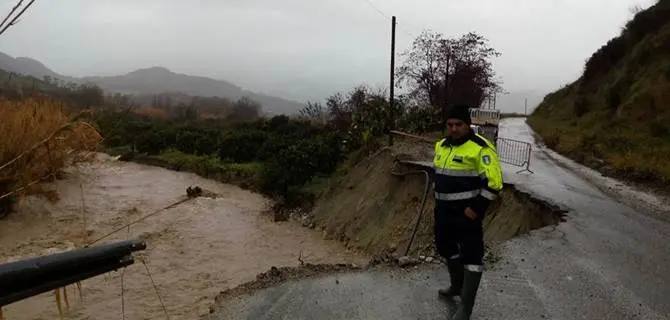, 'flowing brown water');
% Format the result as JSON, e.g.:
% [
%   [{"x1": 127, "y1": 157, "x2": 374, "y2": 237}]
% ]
[{"x1": 0, "y1": 153, "x2": 367, "y2": 320}]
